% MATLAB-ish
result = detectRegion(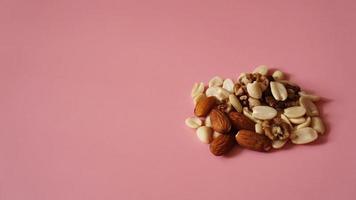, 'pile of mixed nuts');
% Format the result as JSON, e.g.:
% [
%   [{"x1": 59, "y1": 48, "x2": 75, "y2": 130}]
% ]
[{"x1": 185, "y1": 66, "x2": 326, "y2": 156}]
